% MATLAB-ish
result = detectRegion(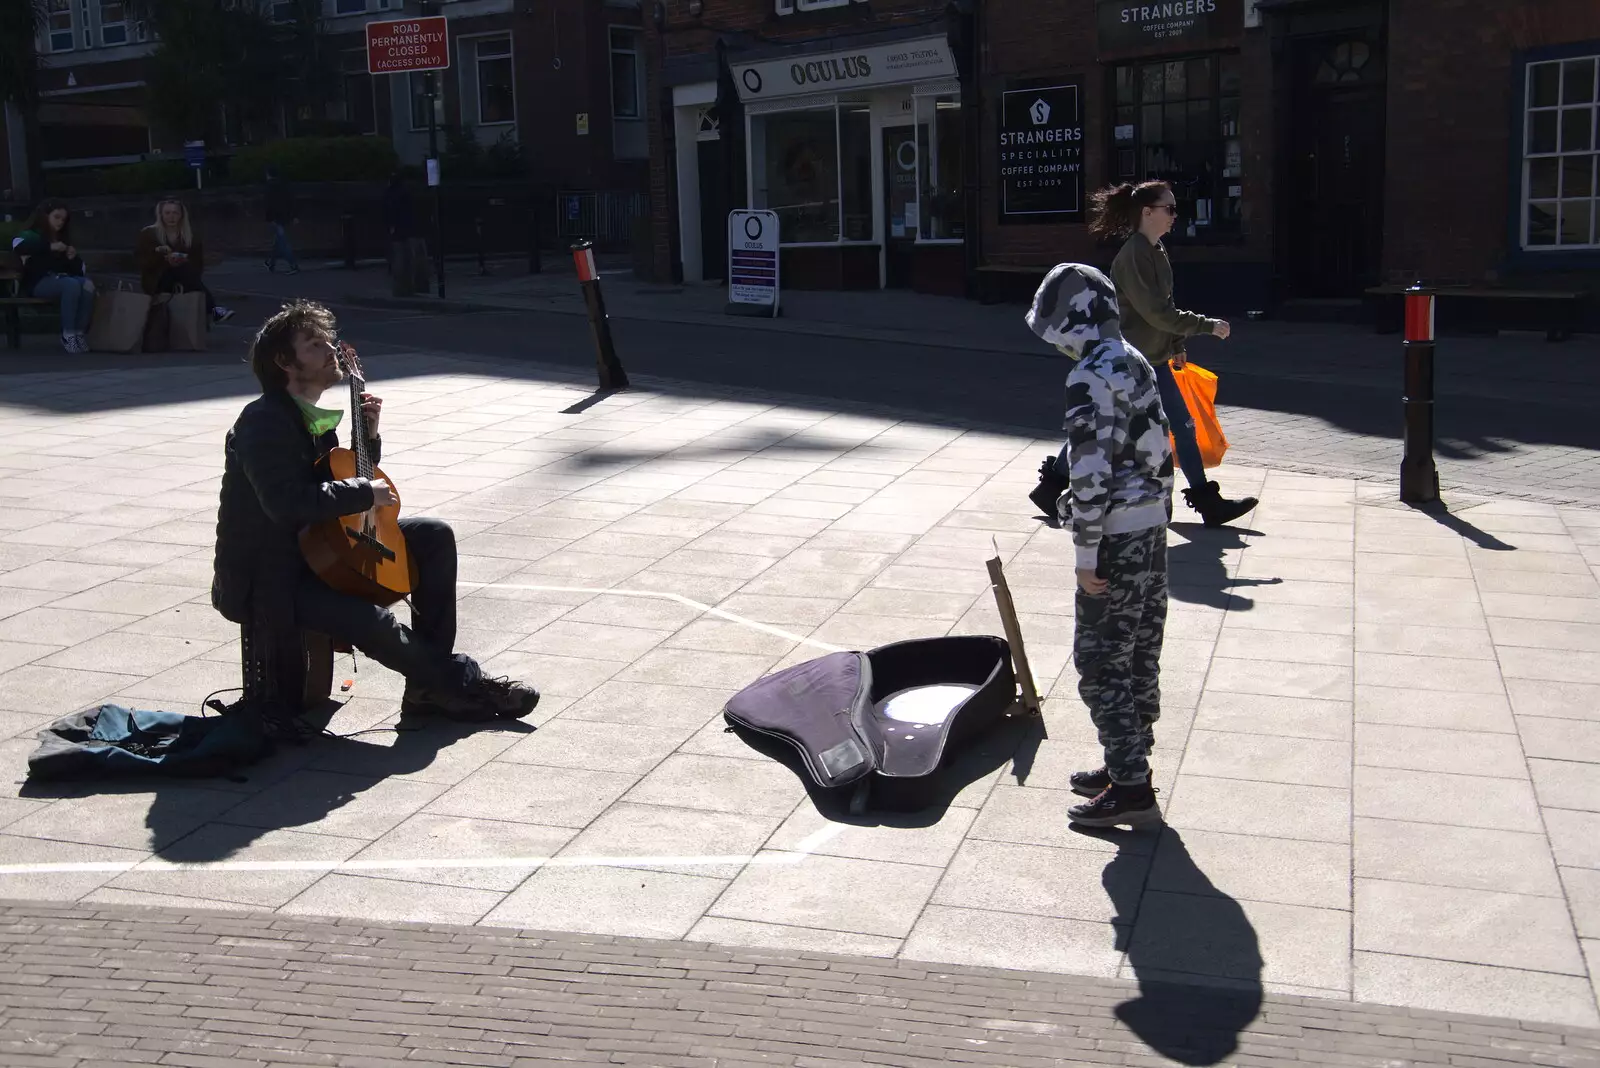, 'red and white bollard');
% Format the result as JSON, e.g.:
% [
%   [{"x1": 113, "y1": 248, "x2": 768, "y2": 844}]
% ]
[
  {"x1": 1400, "y1": 284, "x2": 1439, "y2": 503},
  {"x1": 571, "y1": 240, "x2": 628, "y2": 392}
]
